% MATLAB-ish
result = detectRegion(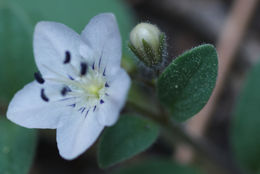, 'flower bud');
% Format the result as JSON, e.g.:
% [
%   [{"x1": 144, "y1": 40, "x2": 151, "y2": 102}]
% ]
[{"x1": 129, "y1": 23, "x2": 166, "y2": 68}]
